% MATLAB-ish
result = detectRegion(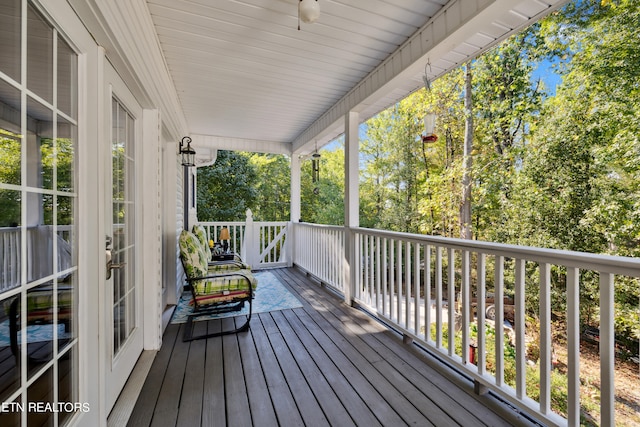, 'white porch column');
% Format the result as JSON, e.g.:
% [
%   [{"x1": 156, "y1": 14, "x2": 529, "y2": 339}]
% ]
[
  {"x1": 344, "y1": 111, "x2": 359, "y2": 305},
  {"x1": 290, "y1": 154, "x2": 301, "y2": 267},
  {"x1": 141, "y1": 109, "x2": 162, "y2": 350},
  {"x1": 290, "y1": 154, "x2": 301, "y2": 222}
]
